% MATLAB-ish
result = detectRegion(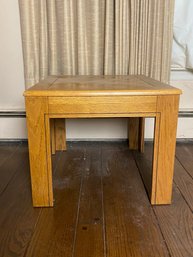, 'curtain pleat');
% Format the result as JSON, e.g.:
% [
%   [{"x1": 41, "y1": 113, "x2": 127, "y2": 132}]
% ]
[{"x1": 18, "y1": 0, "x2": 175, "y2": 88}]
